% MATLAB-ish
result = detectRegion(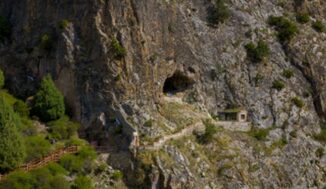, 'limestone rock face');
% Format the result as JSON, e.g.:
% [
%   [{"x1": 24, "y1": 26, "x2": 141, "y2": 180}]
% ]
[{"x1": 1, "y1": 0, "x2": 326, "y2": 188}]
